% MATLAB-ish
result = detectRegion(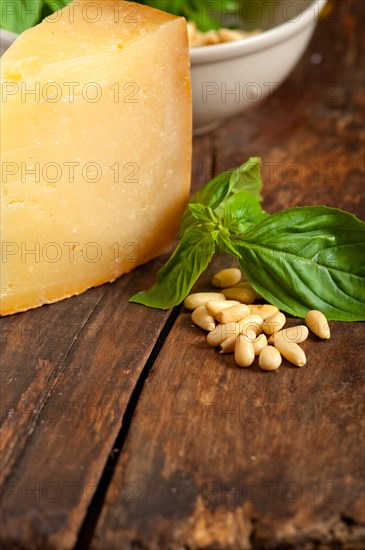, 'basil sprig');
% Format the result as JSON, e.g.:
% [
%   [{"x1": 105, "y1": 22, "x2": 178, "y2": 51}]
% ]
[
  {"x1": 179, "y1": 156, "x2": 263, "y2": 234},
  {"x1": 1, "y1": 1, "x2": 267, "y2": 35},
  {"x1": 233, "y1": 207, "x2": 365, "y2": 321},
  {"x1": 1, "y1": 0, "x2": 70, "y2": 34},
  {"x1": 130, "y1": 158, "x2": 365, "y2": 321},
  {"x1": 136, "y1": 1, "x2": 257, "y2": 32}
]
